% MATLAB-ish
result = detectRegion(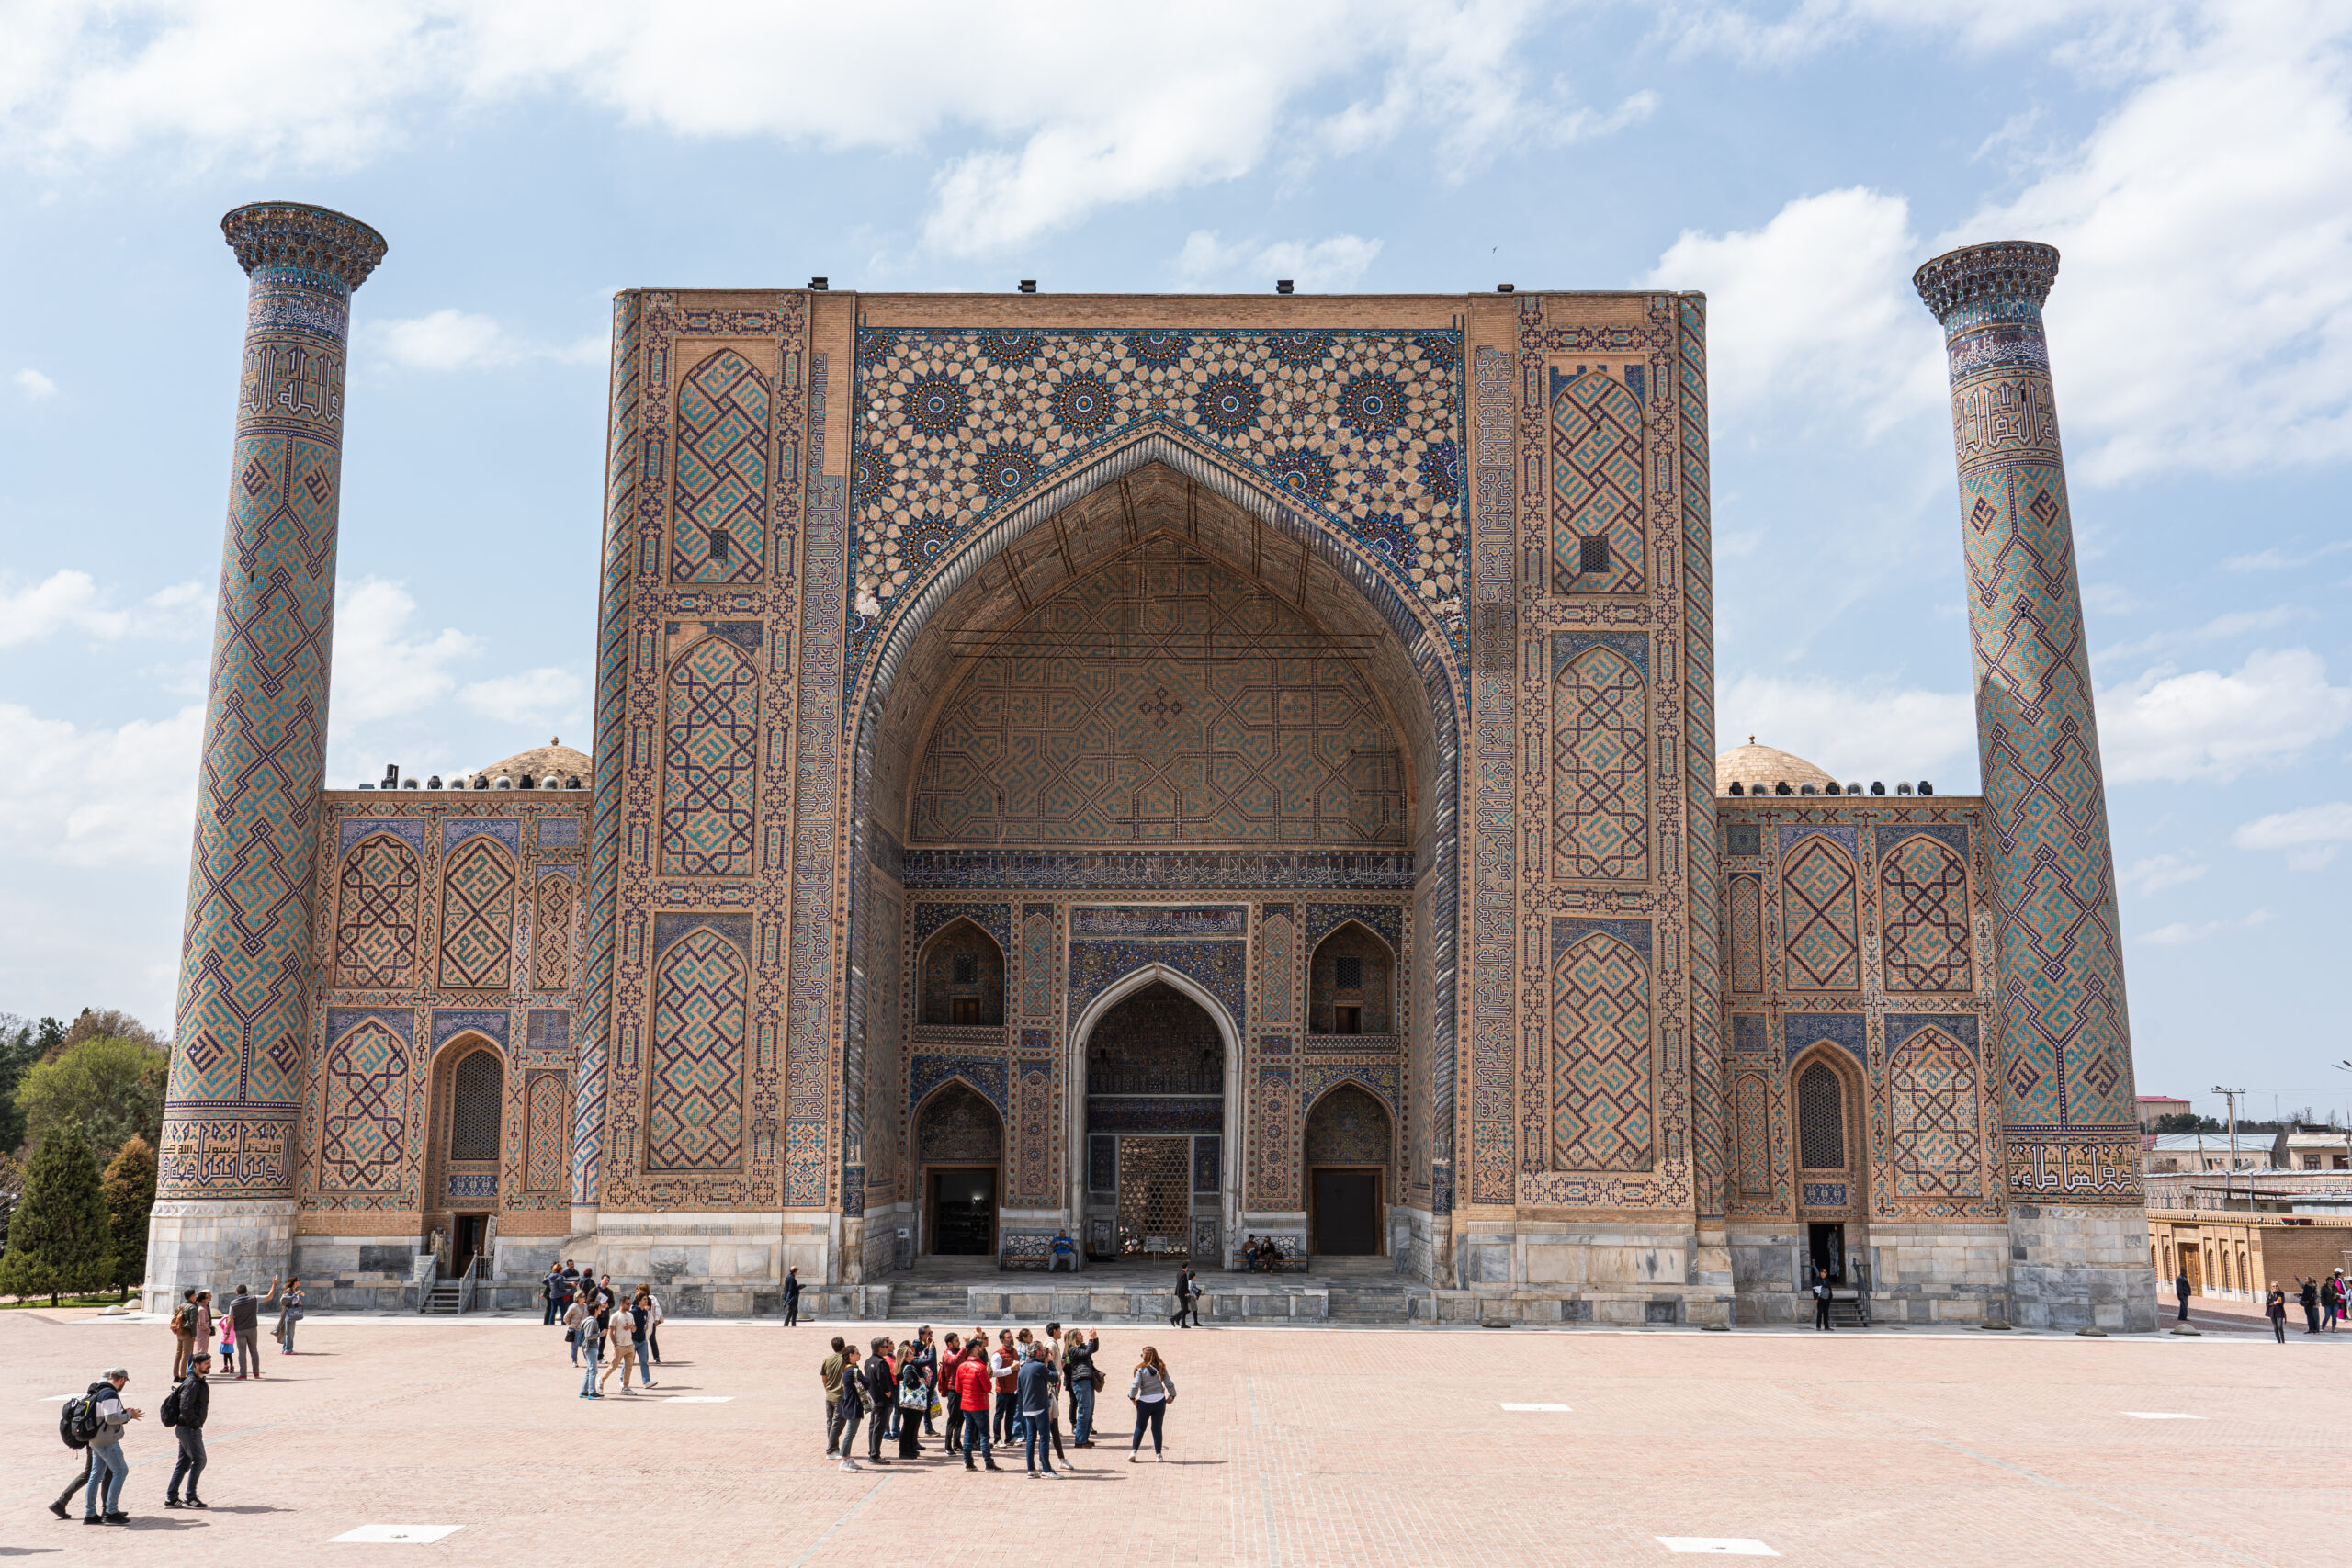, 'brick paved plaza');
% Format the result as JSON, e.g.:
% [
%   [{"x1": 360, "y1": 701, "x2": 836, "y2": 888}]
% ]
[{"x1": 4, "y1": 1309, "x2": 2343, "y2": 1566}]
